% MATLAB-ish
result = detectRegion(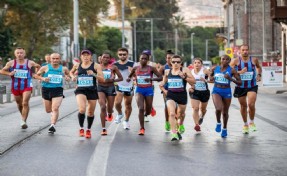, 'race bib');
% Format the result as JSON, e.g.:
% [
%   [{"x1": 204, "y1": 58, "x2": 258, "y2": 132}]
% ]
[
  {"x1": 240, "y1": 72, "x2": 254, "y2": 81},
  {"x1": 118, "y1": 85, "x2": 132, "y2": 92},
  {"x1": 78, "y1": 76, "x2": 93, "y2": 87},
  {"x1": 168, "y1": 78, "x2": 184, "y2": 89},
  {"x1": 214, "y1": 73, "x2": 229, "y2": 84},
  {"x1": 103, "y1": 70, "x2": 112, "y2": 79},
  {"x1": 48, "y1": 74, "x2": 63, "y2": 84},
  {"x1": 137, "y1": 75, "x2": 150, "y2": 85},
  {"x1": 195, "y1": 81, "x2": 207, "y2": 91},
  {"x1": 14, "y1": 69, "x2": 28, "y2": 79}
]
